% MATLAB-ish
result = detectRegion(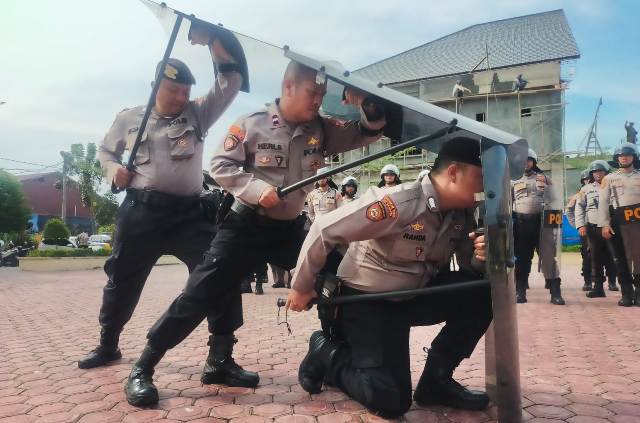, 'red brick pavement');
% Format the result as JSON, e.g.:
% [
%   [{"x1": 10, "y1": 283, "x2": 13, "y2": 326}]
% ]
[{"x1": 1, "y1": 254, "x2": 639, "y2": 422}]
